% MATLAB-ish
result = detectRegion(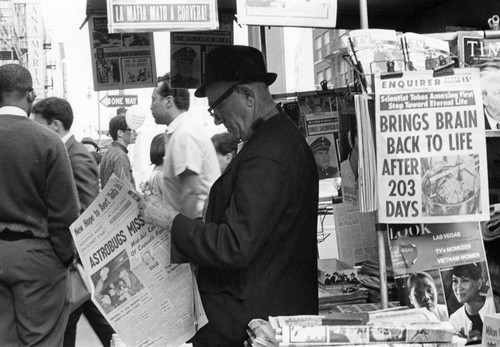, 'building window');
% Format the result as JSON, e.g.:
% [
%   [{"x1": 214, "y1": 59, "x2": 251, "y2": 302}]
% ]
[
  {"x1": 316, "y1": 71, "x2": 323, "y2": 85},
  {"x1": 325, "y1": 67, "x2": 332, "y2": 83},
  {"x1": 322, "y1": 31, "x2": 330, "y2": 46}
]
